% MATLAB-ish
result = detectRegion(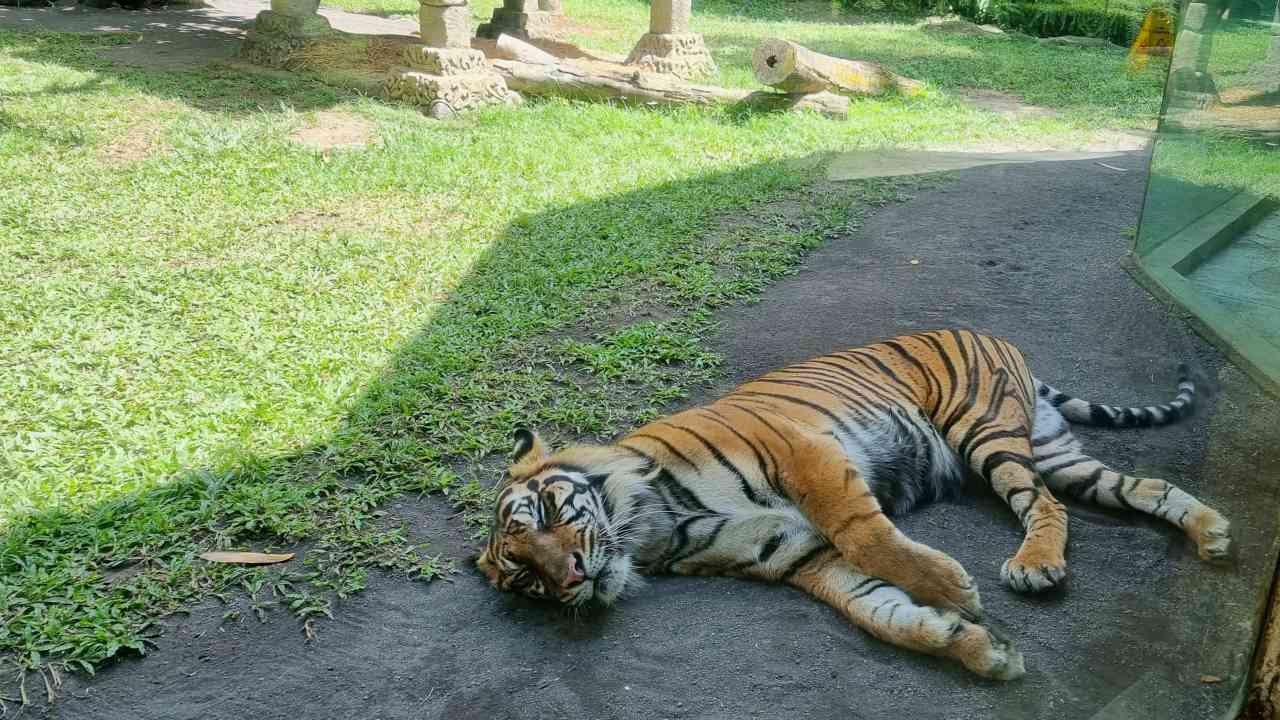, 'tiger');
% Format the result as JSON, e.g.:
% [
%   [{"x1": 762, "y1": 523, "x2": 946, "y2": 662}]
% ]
[{"x1": 476, "y1": 329, "x2": 1231, "y2": 679}]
